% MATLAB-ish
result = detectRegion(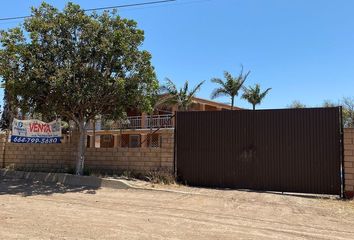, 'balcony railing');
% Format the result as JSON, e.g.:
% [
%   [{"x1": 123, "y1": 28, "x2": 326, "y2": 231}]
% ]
[
  {"x1": 117, "y1": 114, "x2": 173, "y2": 129},
  {"x1": 118, "y1": 116, "x2": 142, "y2": 129},
  {"x1": 146, "y1": 114, "x2": 173, "y2": 129}
]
